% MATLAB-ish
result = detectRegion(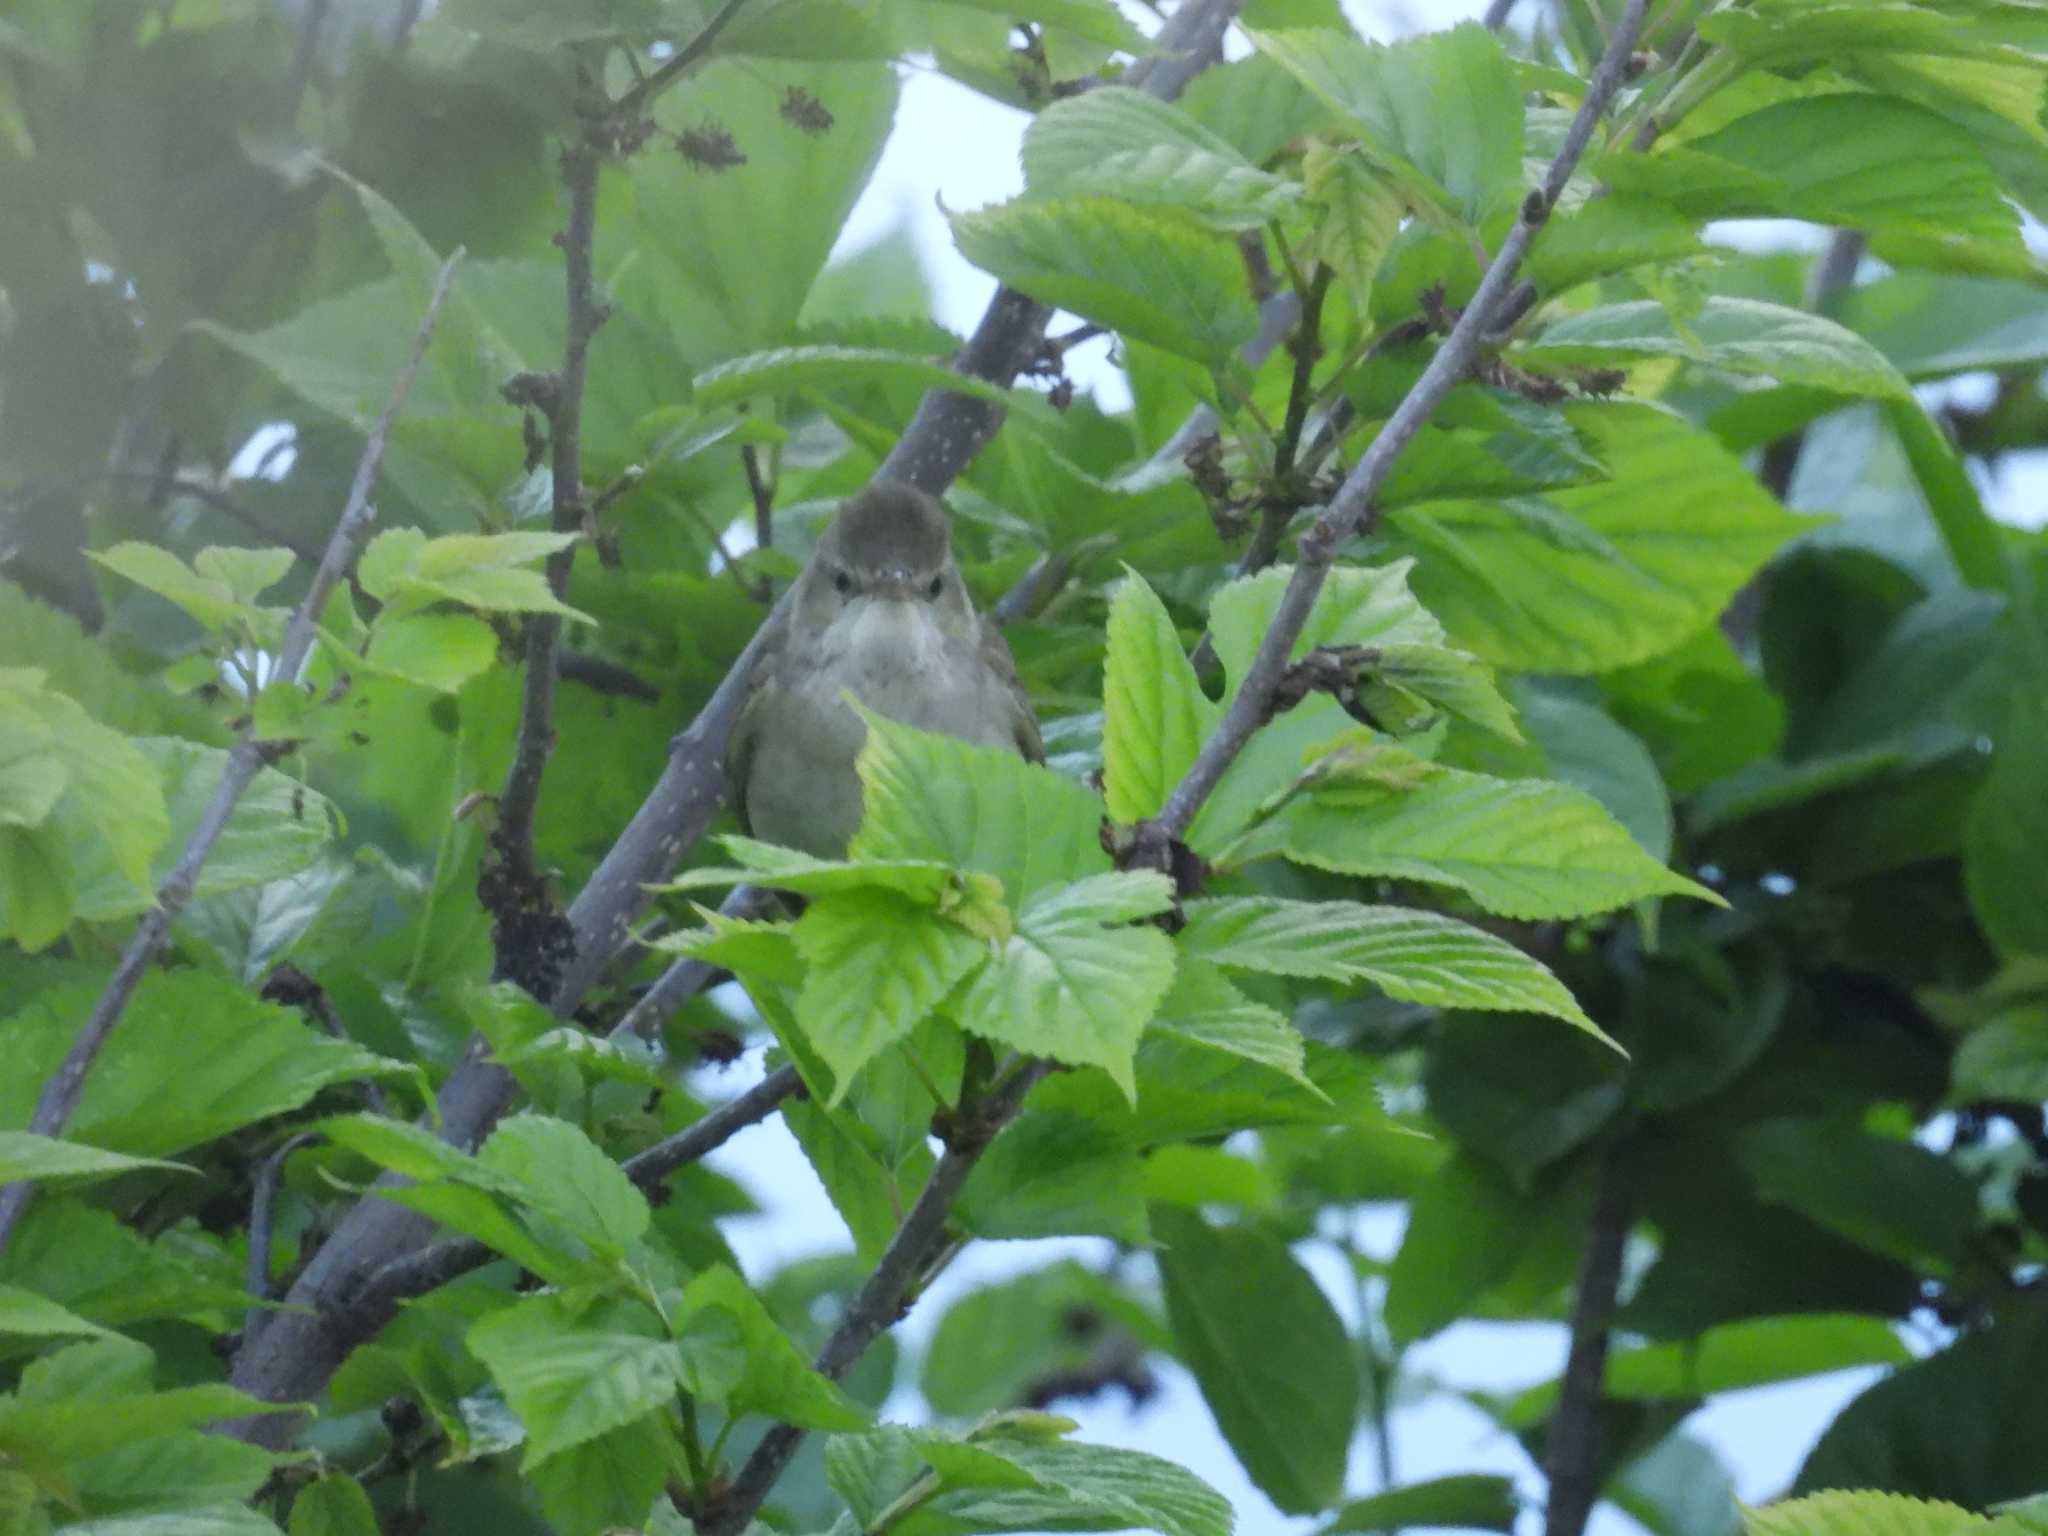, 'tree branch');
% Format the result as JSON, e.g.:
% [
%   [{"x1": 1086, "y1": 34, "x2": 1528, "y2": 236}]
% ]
[
  {"x1": 0, "y1": 250, "x2": 463, "y2": 1261},
  {"x1": 337, "y1": 1064, "x2": 802, "y2": 1335},
  {"x1": 485, "y1": 135, "x2": 606, "y2": 996},
  {"x1": 1136, "y1": 0, "x2": 1650, "y2": 854},
  {"x1": 701, "y1": 1062, "x2": 1053, "y2": 1536},
  {"x1": 1541, "y1": 1144, "x2": 1634, "y2": 1536}
]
